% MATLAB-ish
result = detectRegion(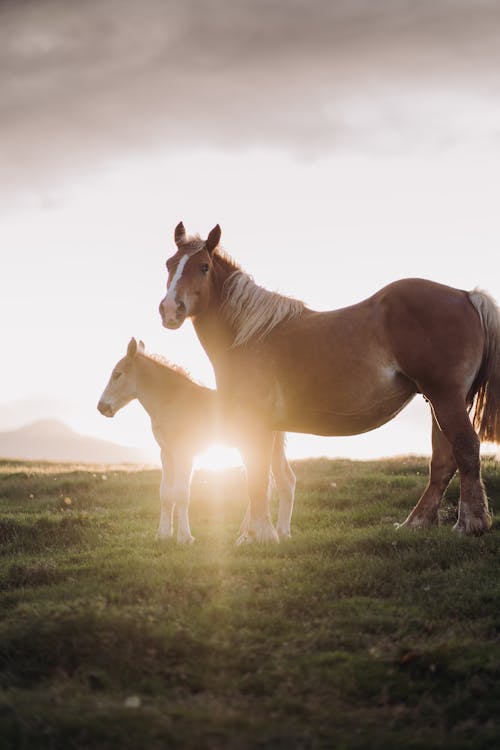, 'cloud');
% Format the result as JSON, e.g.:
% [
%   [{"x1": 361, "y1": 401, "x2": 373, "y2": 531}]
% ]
[{"x1": 2, "y1": 0, "x2": 500, "y2": 191}]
